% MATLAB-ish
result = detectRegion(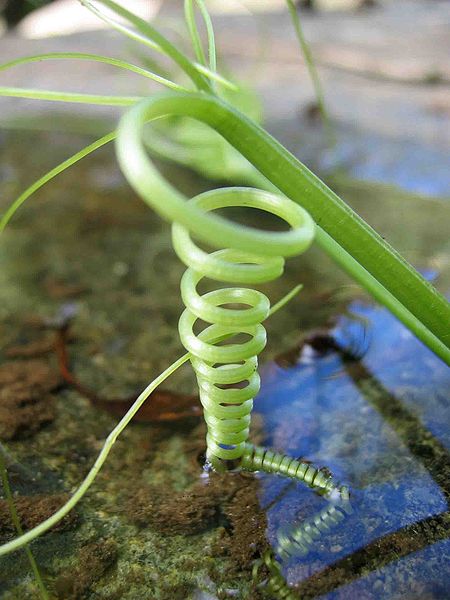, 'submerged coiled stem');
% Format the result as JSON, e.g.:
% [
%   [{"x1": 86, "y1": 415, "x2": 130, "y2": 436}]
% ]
[
  {"x1": 276, "y1": 498, "x2": 352, "y2": 560},
  {"x1": 253, "y1": 493, "x2": 352, "y2": 598},
  {"x1": 253, "y1": 551, "x2": 299, "y2": 600},
  {"x1": 242, "y1": 443, "x2": 350, "y2": 500},
  {"x1": 116, "y1": 99, "x2": 315, "y2": 469}
]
